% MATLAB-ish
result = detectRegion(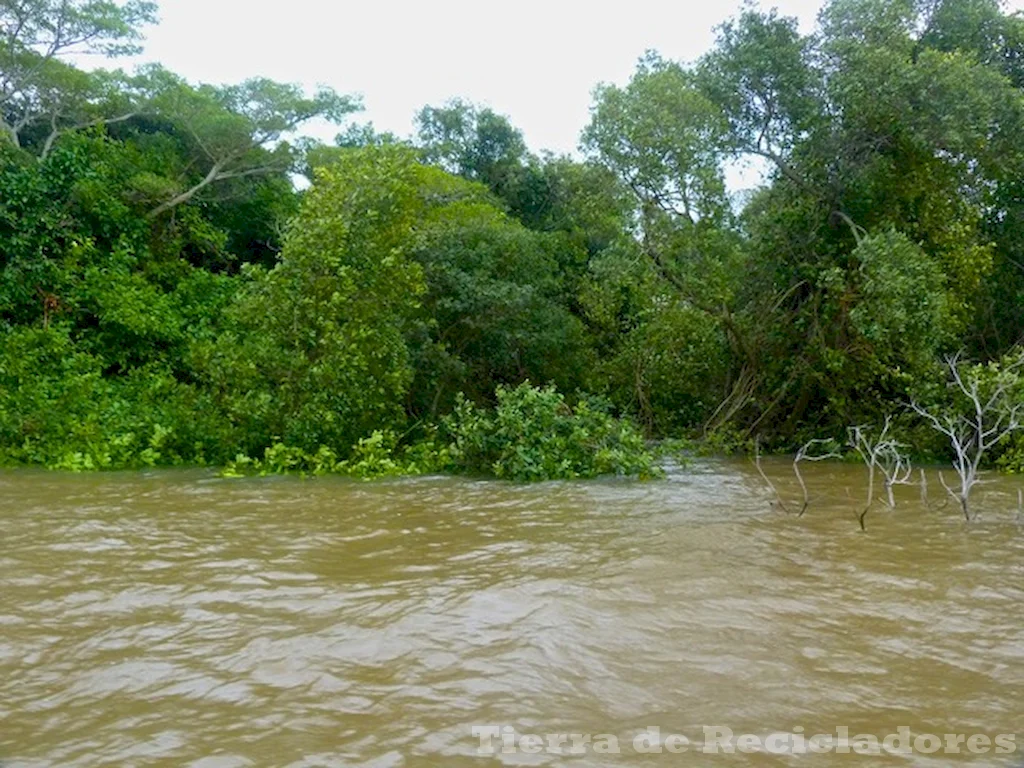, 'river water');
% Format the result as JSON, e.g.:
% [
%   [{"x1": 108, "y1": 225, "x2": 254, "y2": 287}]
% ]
[{"x1": 1, "y1": 461, "x2": 1022, "y2": 767}]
